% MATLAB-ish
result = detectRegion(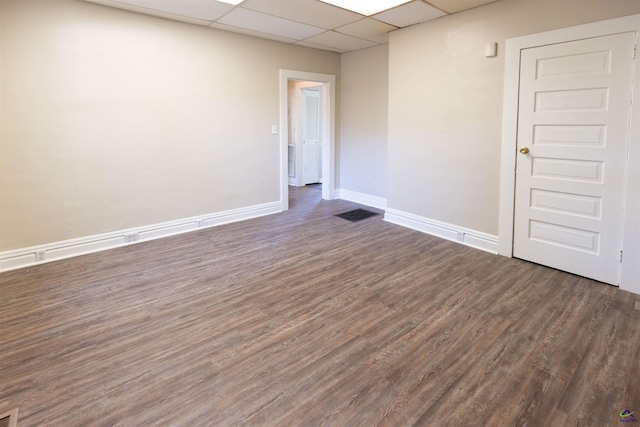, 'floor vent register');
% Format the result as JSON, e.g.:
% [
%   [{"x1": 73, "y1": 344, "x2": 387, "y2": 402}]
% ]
[{"x1": 0, "y1": 408, "x2": 18, "y2": 427}]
